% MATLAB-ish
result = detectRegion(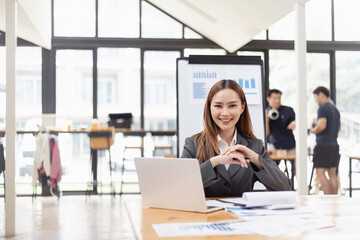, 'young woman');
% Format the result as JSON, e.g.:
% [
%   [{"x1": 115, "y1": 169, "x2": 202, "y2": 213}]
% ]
[{"x1": 181, "y1": 79, "x2": 291, "y2": 197}]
